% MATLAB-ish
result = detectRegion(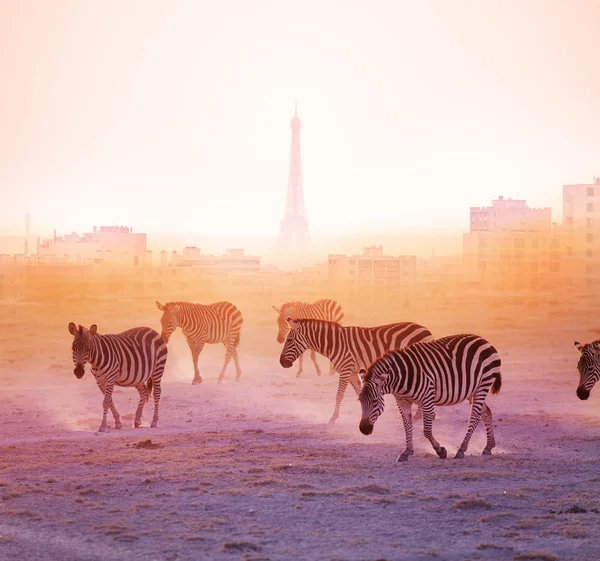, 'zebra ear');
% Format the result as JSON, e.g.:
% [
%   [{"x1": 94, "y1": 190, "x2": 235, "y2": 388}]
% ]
[
  {"x1": 89, "y1": 325, "x2": 98, "y2": 336},
  {"x1": 173, "y1": 304, "x2": 181, "y2": 314},
  {"x1": 574, "y1": 341, "x2": 584, "y2": 353},
  {"x1": 68, "y1": 322, "x2": 77, "y2": 335},
  {"x1": 374, "y1": 367, "x2": 391, "y2": 387},
  {"x1": 156, "y1": 301, "x2": 165, "y2": 312},
  {"x1": 272, "y1": 305, "x2": 281, "y2": 314},
  {"x1": 287, "y1": 318, "x2": 298, "y2": 330},
  {"x1": 359, "y1": 368, "x2": 368, "y2": 383}
]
